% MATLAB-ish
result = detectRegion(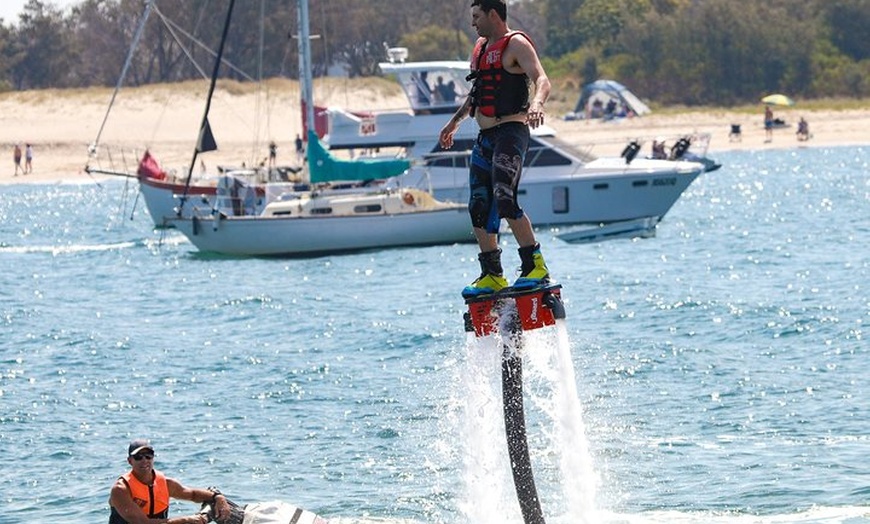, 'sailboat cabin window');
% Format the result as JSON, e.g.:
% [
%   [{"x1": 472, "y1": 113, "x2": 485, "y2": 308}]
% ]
[{"x1": 354, "y1": 204, "x2": 383, "y2": 213}]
